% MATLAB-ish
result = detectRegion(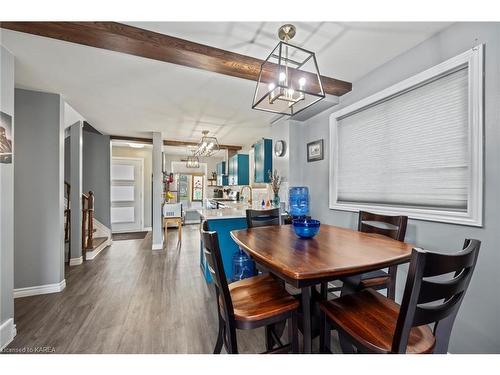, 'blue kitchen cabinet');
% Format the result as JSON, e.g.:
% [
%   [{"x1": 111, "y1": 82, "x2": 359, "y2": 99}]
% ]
[
  {"x1": 216, "y1": 161, "x2": 228, "y2": 186},
  {"x1": 254, "y1": 138, "x2": 273, "y2": 183},
  {"x1": 228, "y1": 154, "x2": 249, "y2": 186},
  {"x1": 200, "y1": 217, "x2": 249, "y2": 283}
]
